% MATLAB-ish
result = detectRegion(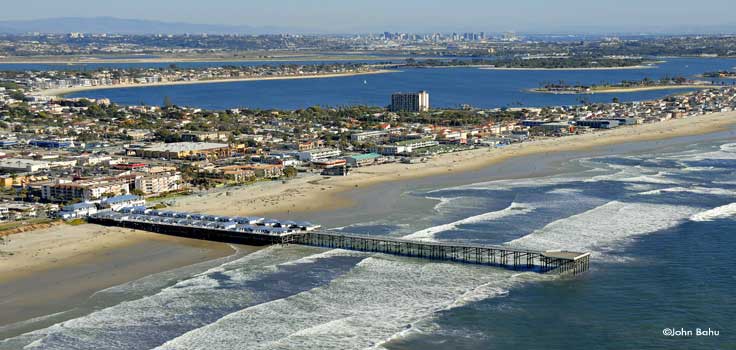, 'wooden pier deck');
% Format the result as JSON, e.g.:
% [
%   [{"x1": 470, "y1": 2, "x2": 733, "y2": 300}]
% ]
[
  {"x1": 89, "y1": 210, "x2": 590, "y2": 275},
  {"x1": 292, "y1": 231, "x2": 590, "y2": 275}
]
